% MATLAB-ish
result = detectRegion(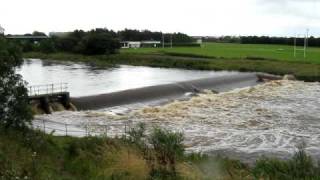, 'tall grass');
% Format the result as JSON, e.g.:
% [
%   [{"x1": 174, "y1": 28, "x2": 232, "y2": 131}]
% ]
[
  {"x1": 252, "y1": 149, "x2": 320, "y2": 179},
  {"x1": 1, "y1": 125, "x2": 320, "y2": 179}
]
